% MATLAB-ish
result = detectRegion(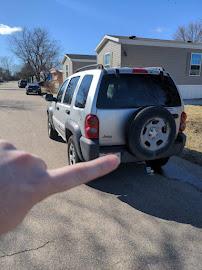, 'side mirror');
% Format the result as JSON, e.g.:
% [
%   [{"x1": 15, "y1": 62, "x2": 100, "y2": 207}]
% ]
[{"x1": 45, "y1": 94, "x2": 57, "y2": 102}]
